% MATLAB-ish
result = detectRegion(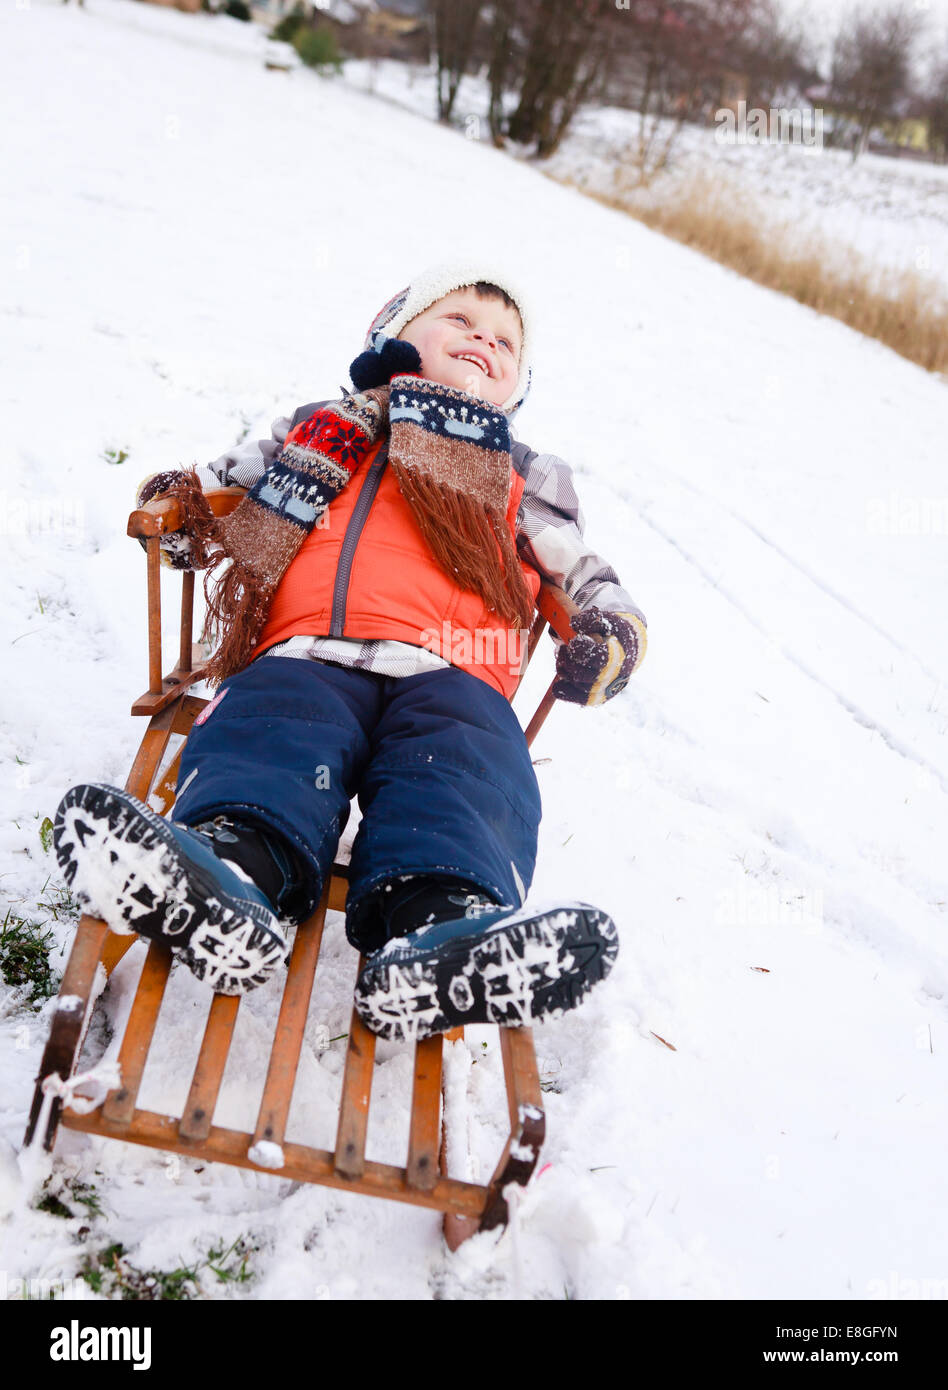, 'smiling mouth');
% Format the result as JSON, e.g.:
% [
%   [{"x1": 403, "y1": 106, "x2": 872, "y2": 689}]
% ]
[{"x1": 453, "y1": 351, "x2": 491, "y2": 377}]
